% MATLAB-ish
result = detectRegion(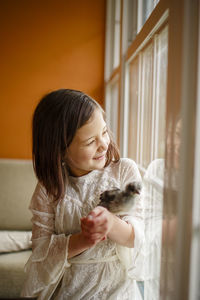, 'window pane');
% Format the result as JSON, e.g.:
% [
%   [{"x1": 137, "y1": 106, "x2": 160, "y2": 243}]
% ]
[
  {"x1": 137, "y1": 0, "x2": 160, "y2": 33},
  {"x1": 105, "y1": 80, "x2": 119, "y2": 142},
  {"x1": 128, "y1": 56, "x2": 139, "y2": 161},
  {"x1": 105, "y1": 0, "x2": 121, "y2": 79},
  {"x1": 113, "y1": 0, "x2": 121, "y2": 69},
  {"x1": 127, "y1": 26, "x2": 168, "y2": 170},
  {"x1": 127, "y1": 0, "x2": 138, "y2": 42},
  {"x1": 154, "y1": 26, "x2": 168, "y2": 158},
  {"x1": 143, "y1": 158, "x2": 164, "y2": 300},
  {"x1": 143, "y1": 27, "x2": 168, "y2": 300},
  {"x1": 141, "y1": 43, "x2": 153, "y2": 169},
  {"x1": 127, "y1": 25, "x2": 168, "y2": 300},
  {"x1": 142, "y1": 0, "x2": 154, "y2": 25}
]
